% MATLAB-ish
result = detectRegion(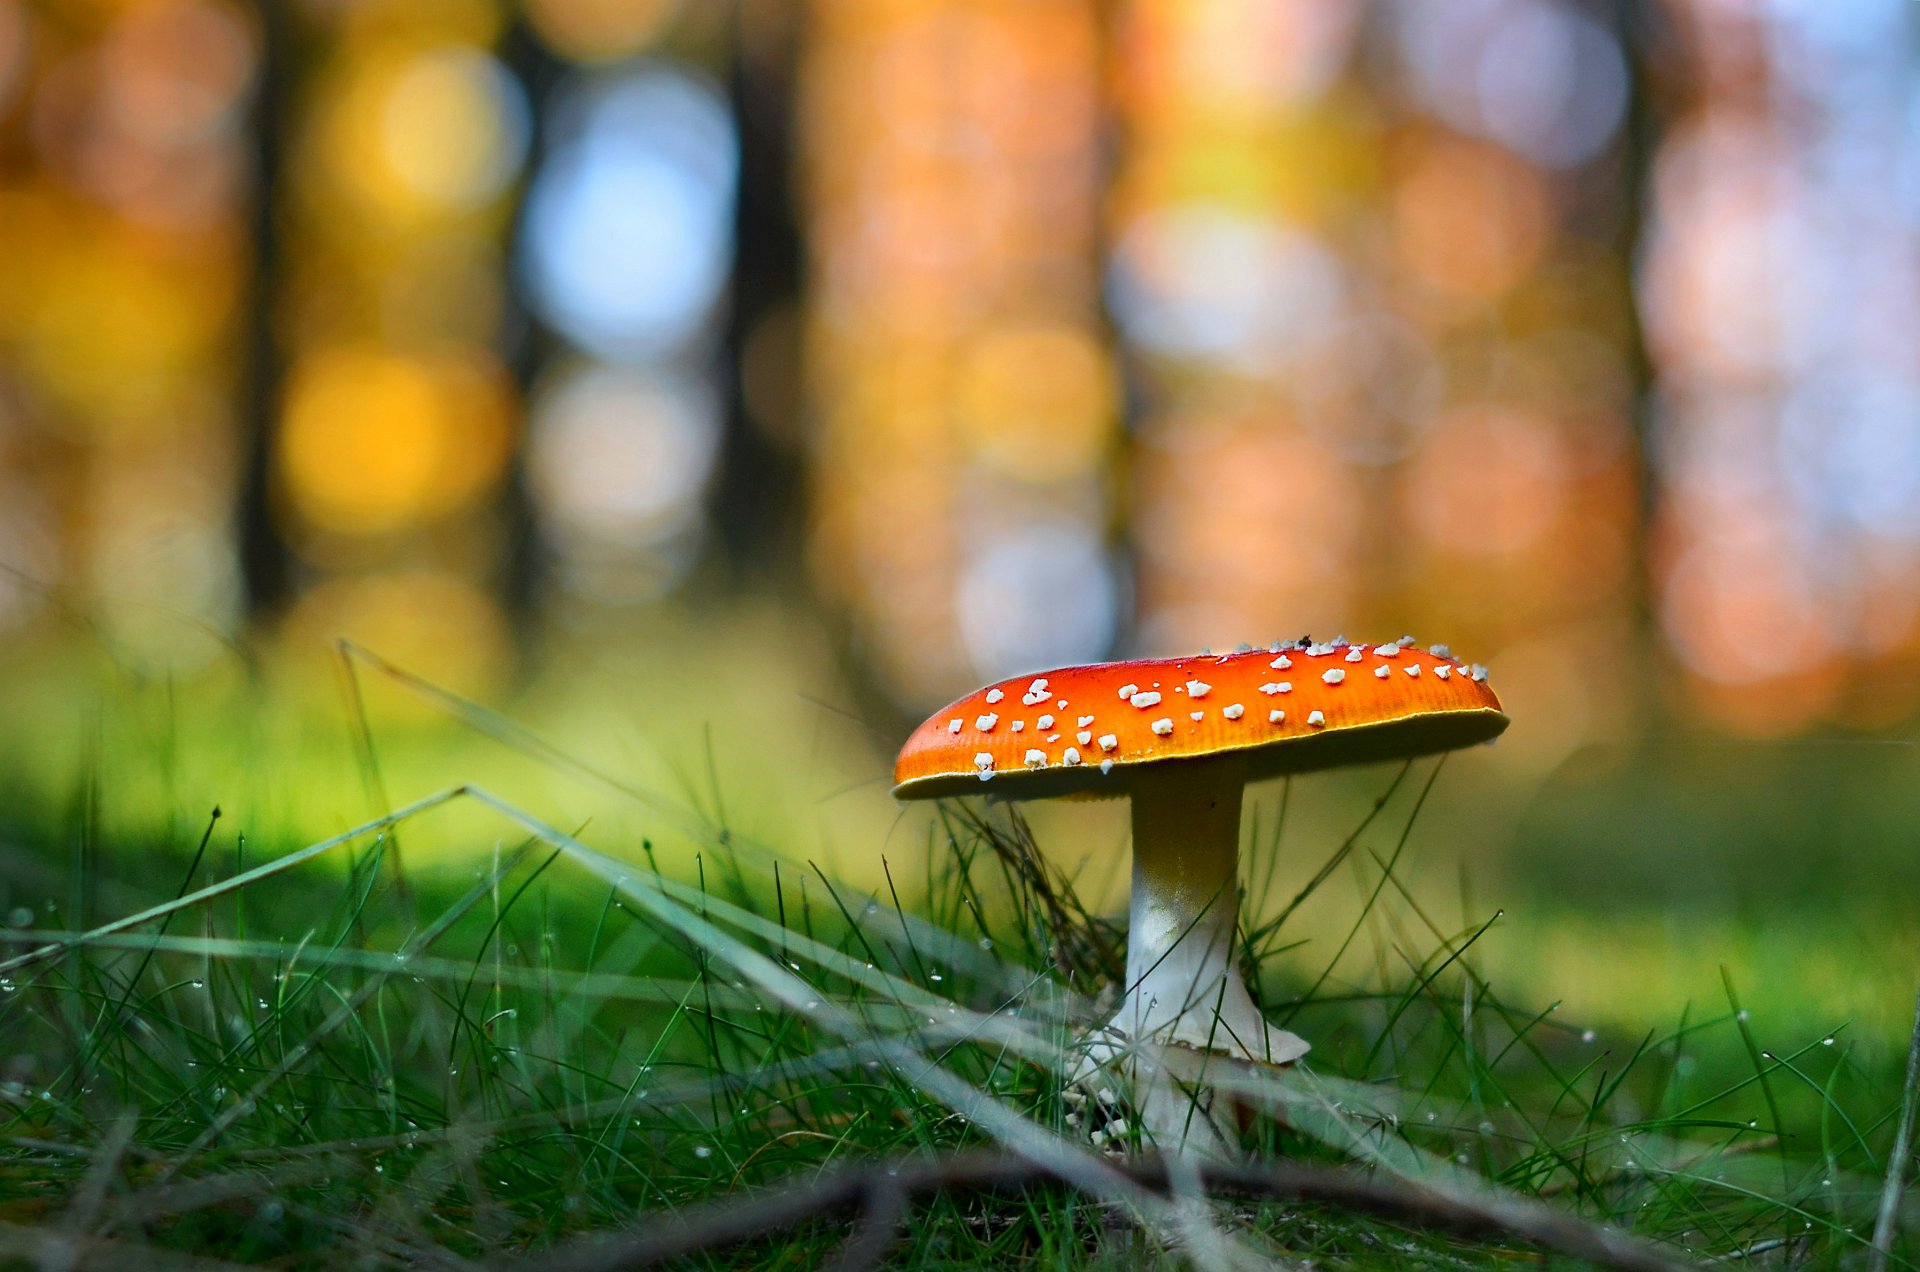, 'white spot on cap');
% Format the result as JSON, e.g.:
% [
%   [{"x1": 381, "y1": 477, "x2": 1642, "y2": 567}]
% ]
[
  {"x1": 1011, "y1": 721, "x2": 1025, "y2": 732},
  {"x1": 1435, "y1": 665, "x2": 1452, "y2": 680},
  {"x1": 1024, "y1": 749, "x2": 1048, "y2": 767},
  {"x1": 948, "y1": 719, "x2": 962, "y2": 734},
  {"x1": 1268, "y1": 709, "x2": 1285, "y2": 724},
  {"x1": 1345, "y1": 647, "x2": 1364, "y2": 663},
  {"x1": 1076, "y1": 730, "x2": 1092, "y2": 745},
  {"x1": 1118, "y1": 683, "x2": 1138, "y2": 699},
  {"x1": 1259, "y1": 682, "x2": 1291, "y2": 695},
  {"x1": 1077, "y1": 715, "x2": 1094, "y2": 727},
  {"x1": 1322, "y1": 669, "x2": 1346, "y2": 685},
  {"x1": 985, "y1": 688, "x2": 1004, "y2": 704},
  {"x1": 976, "y1": 713, "x2": 999, "y2": 731},
  {"x1": 1306, "y1": 641, "x2": 1341, "y2": 657},
  {"x1": 1270, "y1": 655, "x2": 1292, "y2": 669},
  {"x1": 1098, "y1": 734, "x2": 1118, "y2": 750},
  {"x1": 1151, "y1": 718, "x2": 1174, "y2": 735},
  {"x1": 1405, "y1": 665, "x2": 1421, "y2": 677},
  {"x1": 1308, "y1": 710, "x2": 1326, "y2": 727},
  {"x1": 1429, "y1": 644, "x2": 1452, "y2": 659},
  {"x1": 1062, "y1": 747, "x2": 1081, "y2": 766},
  {"x1": 1472, "y1": 664, "x2": 1489, "y2": 682},
  {"x1": 1189, "y1": 711, "x2": 1204, "y2": 722},
  {"x1": 1374, "y1": 666, "x2": 1390, "y2": 679},
  {"x1": 1046, "y1": 734, "x2": 1060, "y2": 742},
  {"x1": 1223, "y1": 703, "x2": 1244, "y2": 720},
  {"x1": 1056, "y1": 698, "x2": 1068, "y2": 709},
  {"x1": 1037, "y1": 714, "x2": 1054, "y2": 730},
  {"x1": 1100, "y1": 759, "x2": 1114, "y2": 774},
  {"x1": 1129, "y1": 690, "x2": 1162, "y2": 709},
  {"x1": 1023, "y1": 689, "x2": 1049, "y2": 706},
  {"x1": 1029, "y1": 678, "x2": 1048, "y2": 695},
  {"x1": 974, "y1": 753, "x2": 993, "y2": 769},
  {"x1": 978, "y1": 770, "x2": 993, "y2": 782},
  {"x1": 1375, "y1": 643, "x2": 1399, "y2": 658},
  {"x1": 1185, "y1": 679, "x2": 1210, "y2": 698}
]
